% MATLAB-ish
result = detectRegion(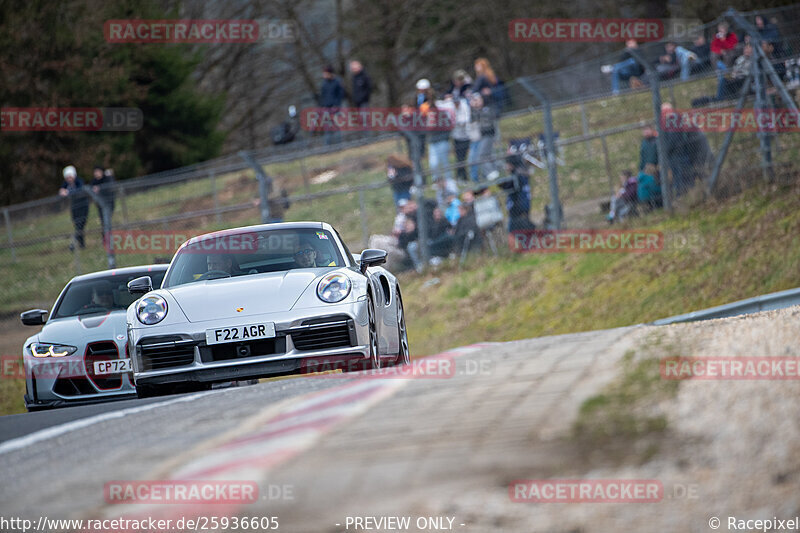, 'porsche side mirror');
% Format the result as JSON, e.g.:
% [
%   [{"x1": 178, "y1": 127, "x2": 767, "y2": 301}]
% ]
[
  {"x1": 21, "y1": 309, "x2": 48, "y2": 326},
  {"x1": 128, "y1": 276, "x2": 153, "y2": 295},
  {"x1": 359, "y1": 249, "x2": 387, "y2": 274}
]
